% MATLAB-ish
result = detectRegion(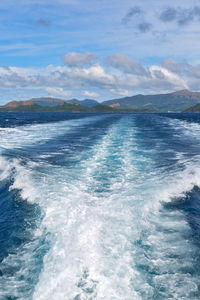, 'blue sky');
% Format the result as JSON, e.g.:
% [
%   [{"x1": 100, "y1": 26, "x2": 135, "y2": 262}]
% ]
[{"x1": 1, "y1": 0, "x2": 200, "y2": 103}]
